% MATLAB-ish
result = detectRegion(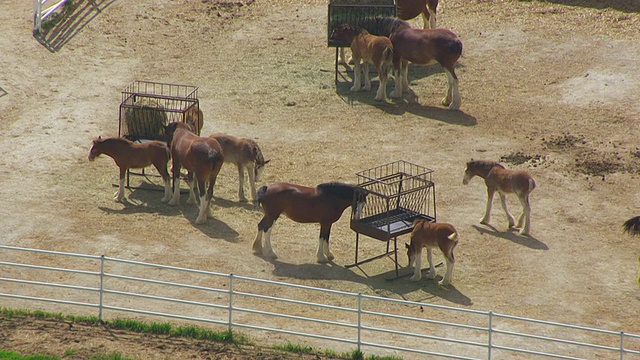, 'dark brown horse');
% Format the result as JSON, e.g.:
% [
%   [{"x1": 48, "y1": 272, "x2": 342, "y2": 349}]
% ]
[
  {"x1": 164, "y1": 122, "x2": 224, "y2": 224},
  {"x1": 252, "y1": 182, "x2": 367, "y2": 263},
  {"x1": 463, "y1": 160, "x2": 536, "y2": 235},
  {"x1": 88, "y1": 137, "x2": 171, "y2": 202},
  {"x1": 374, "y1": 17, "x2": 462, "y2": 110}
]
